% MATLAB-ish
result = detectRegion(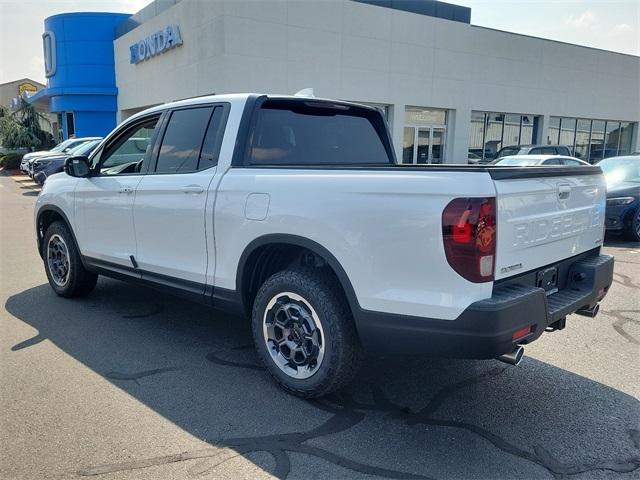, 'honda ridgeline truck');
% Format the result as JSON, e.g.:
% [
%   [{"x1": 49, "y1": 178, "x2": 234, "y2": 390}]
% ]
[{"x1": 35, "y1": 94, "x2": 614, "y2": 397}]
